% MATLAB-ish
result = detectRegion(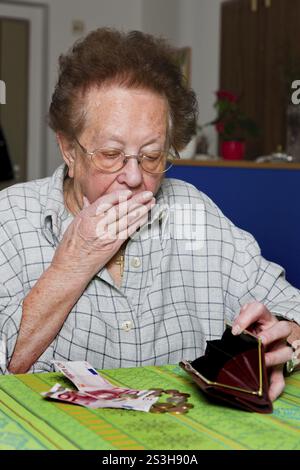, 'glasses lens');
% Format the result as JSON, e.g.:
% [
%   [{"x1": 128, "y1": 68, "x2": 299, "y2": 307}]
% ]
[
  {"x1": 141, "y1": 151, "x2": 173, "y2": 174},
  {"x1": 89, "y1": 148, "x2": 175, "y2": 174},
  {"x1": 92, "y1": 149, "x2": 125, "y2": 172}
]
